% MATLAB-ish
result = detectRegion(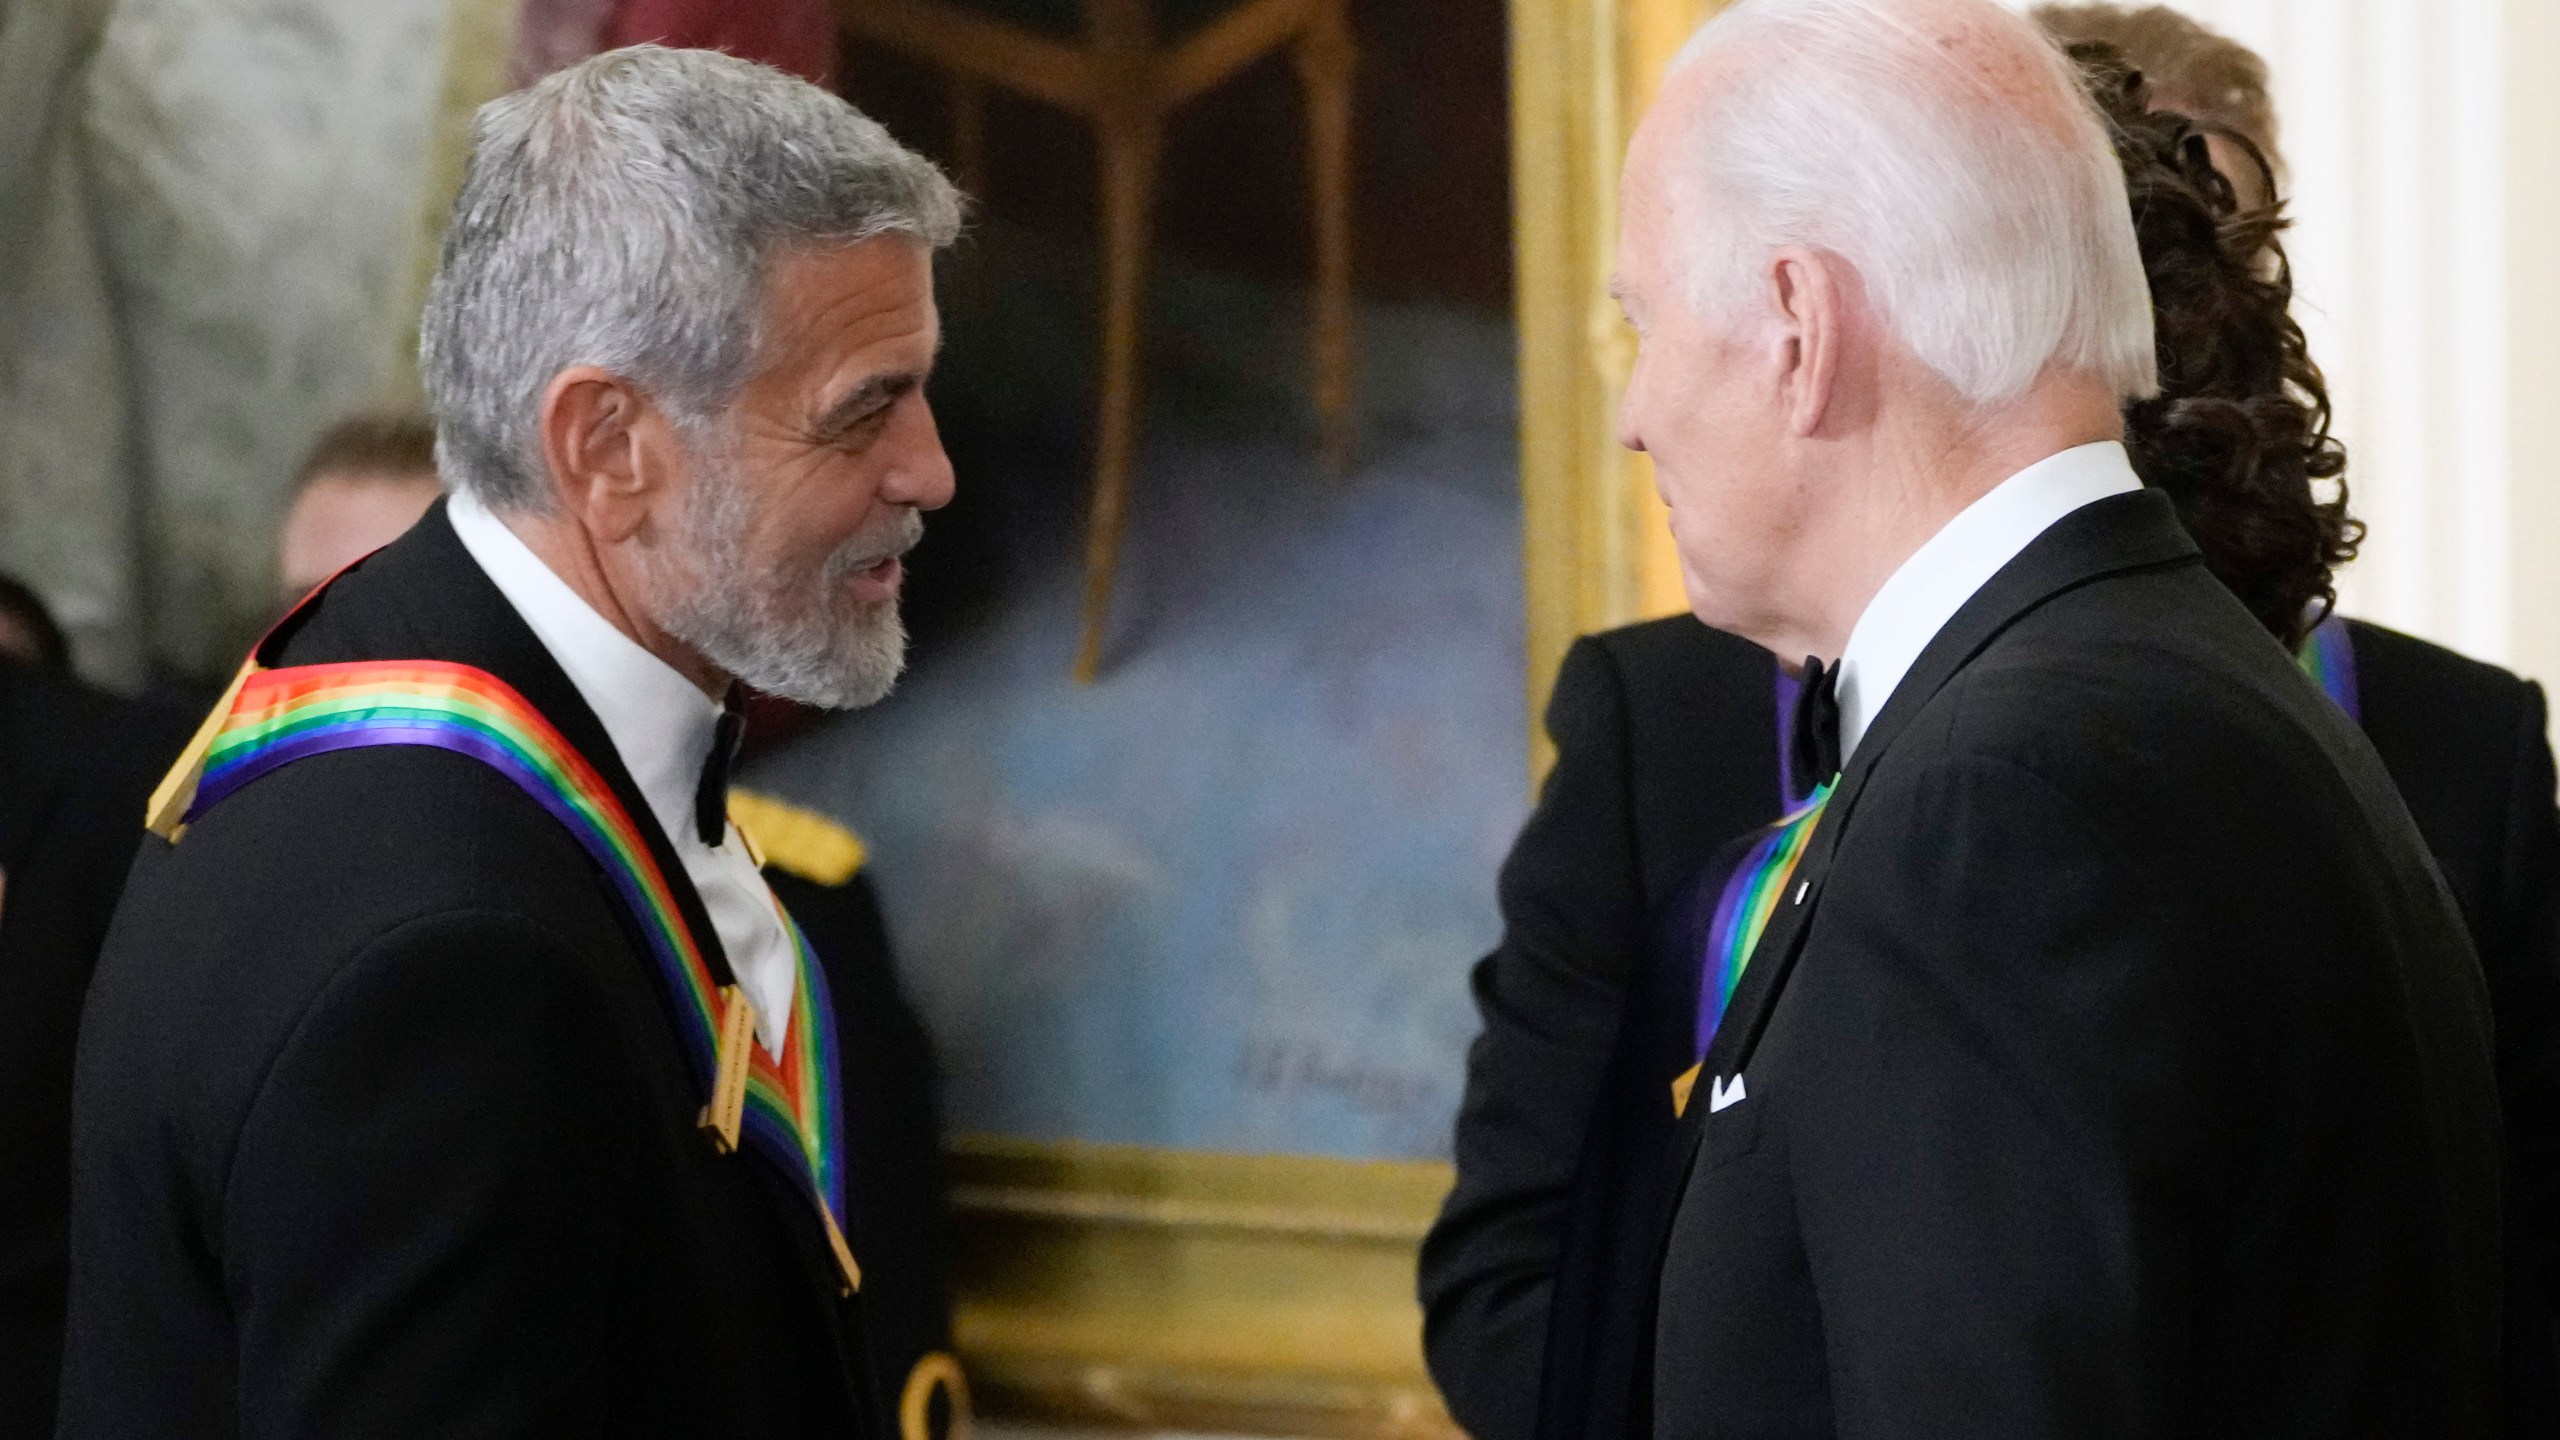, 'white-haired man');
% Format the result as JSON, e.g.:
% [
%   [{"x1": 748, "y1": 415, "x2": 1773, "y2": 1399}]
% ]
[
  {"x1": 1609, "y1": 1, "x2": 2500, "y2": 1435},
  {"x1": 59, "y1": 48, "x2": 958, "y2": 1437}
]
